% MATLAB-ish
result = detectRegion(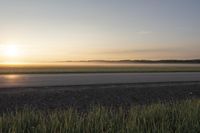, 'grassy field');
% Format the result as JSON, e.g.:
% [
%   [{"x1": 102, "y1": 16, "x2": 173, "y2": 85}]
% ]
[
  {"x1": 1, "y1": 100, "x2": 200, "y2": 133},
  {"x1": 0, "y1": 65, "x2": 200, "y2": 74}
]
